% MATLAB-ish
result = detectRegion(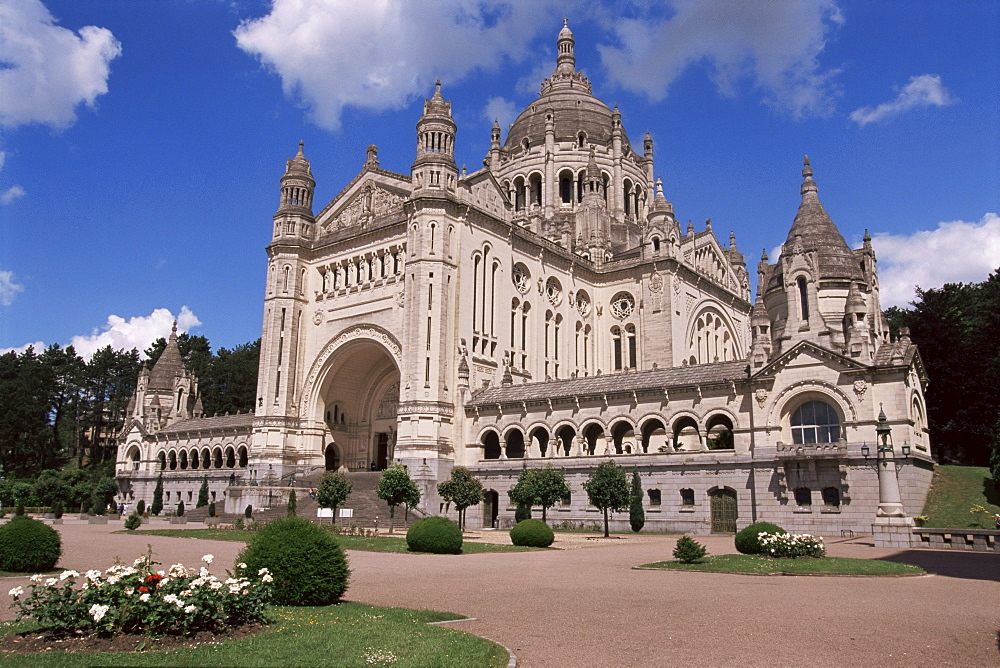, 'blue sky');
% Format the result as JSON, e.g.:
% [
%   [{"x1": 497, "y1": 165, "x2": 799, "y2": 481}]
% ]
[{"x1": 1, "y1": 0, "x2": 997, "y2": 359}]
